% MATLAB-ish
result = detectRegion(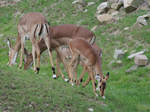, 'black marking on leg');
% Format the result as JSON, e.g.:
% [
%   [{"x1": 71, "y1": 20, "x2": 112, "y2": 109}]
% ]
[
  {"x1": 45, "y1": 24, "x2": 49, "y2": 34},
  {"x1": 80, "y1": 78, "x2": 83, "y2": 82},
  {"x1": 95, "y1": 82, "x2": 97, "y2": 87},
  {"x1": 51, "y1": 67, "x2": 56, "y2": 74},
  {"x1": 39, "y1": 24, "x2": 43, "y2": 36},
  {"x1": 36, "y1": 67, "x2": 40, "y2": 74}
]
